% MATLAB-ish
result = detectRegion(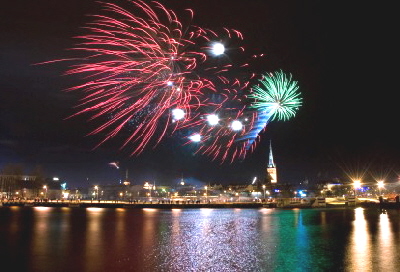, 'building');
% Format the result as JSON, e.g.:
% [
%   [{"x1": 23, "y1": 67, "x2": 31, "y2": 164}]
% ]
[{"x1": 0, "y1": 175, "x2": 63, "y2": 199}]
